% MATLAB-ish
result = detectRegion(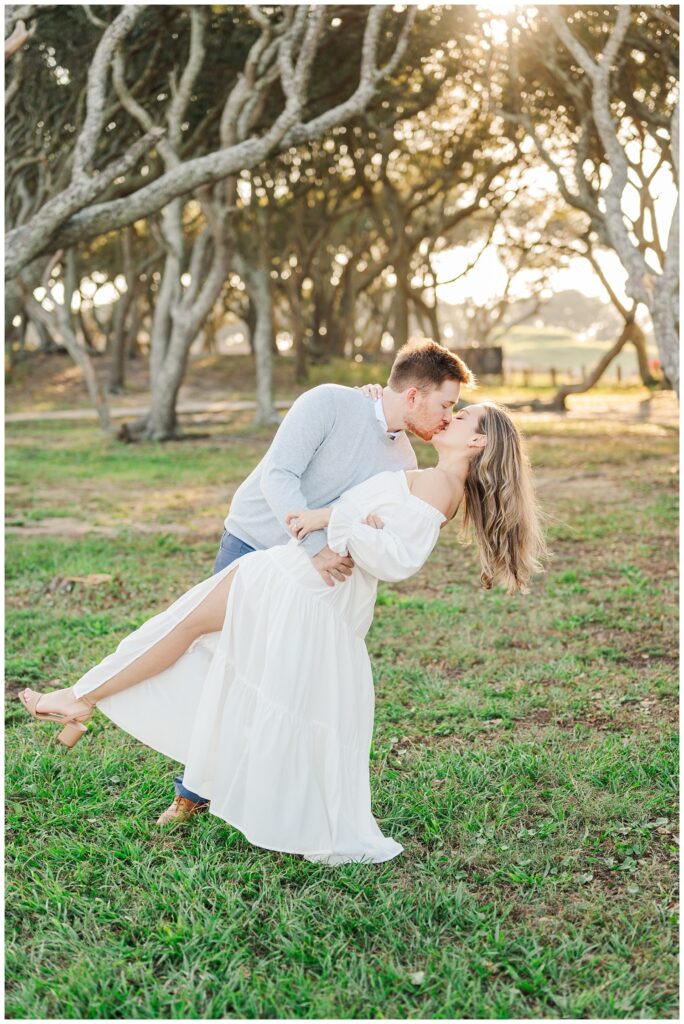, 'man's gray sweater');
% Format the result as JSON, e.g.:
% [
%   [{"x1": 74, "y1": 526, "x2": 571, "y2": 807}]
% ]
[{"x1": 225, "y1": 384, "x2": 418, "y2": 558}]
